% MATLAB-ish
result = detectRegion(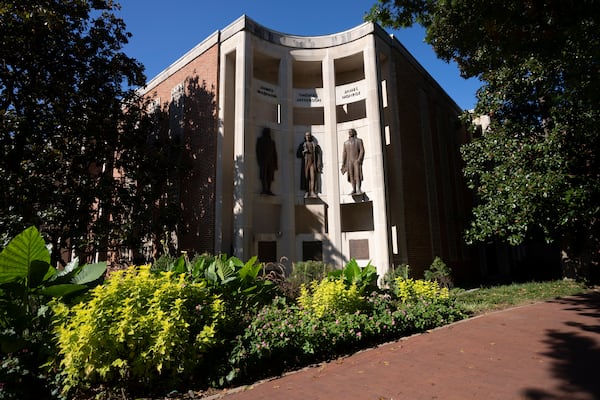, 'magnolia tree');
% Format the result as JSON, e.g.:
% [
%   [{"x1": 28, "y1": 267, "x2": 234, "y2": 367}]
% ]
[
  {"x1": 0, "y1": 1, "x2": 184, "y2": 265},
  {"x1": 367, "y1": 0, "x2": 599, "y2": 279}
]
